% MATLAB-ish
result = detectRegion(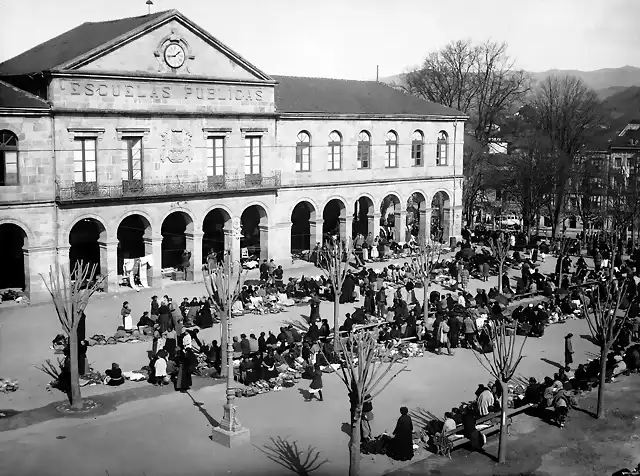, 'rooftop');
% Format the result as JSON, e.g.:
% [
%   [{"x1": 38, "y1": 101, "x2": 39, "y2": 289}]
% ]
[
  {"x1": 0, "y1": 80, "x2": 49, "y2": 109},
  {"x1": 273, "y1": 75, "x2": 465, "y2": 117}
]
